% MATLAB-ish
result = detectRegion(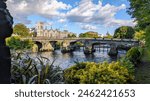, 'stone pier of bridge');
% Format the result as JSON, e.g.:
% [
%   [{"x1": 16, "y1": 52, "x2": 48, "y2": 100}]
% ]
[{"x1": 30, "y1": 38, "x2": 139, "y2": 56}]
